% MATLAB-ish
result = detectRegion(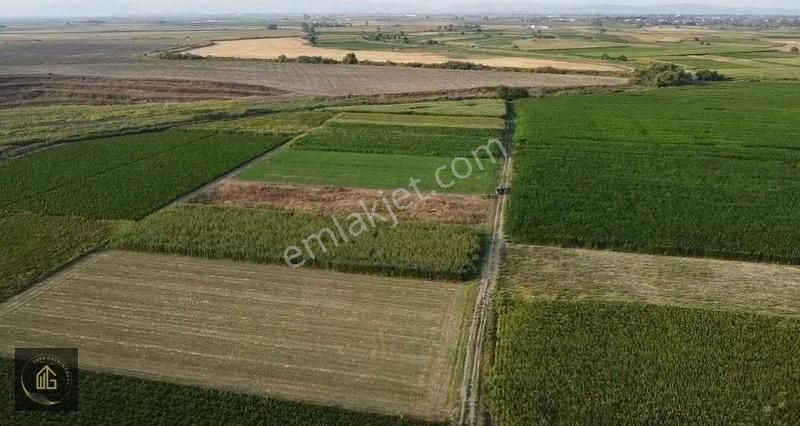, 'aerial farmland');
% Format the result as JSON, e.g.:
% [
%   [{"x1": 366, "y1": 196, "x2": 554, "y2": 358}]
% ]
[{"x1": 1, "y1": 4, "x2": 800, "y2": 426}]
